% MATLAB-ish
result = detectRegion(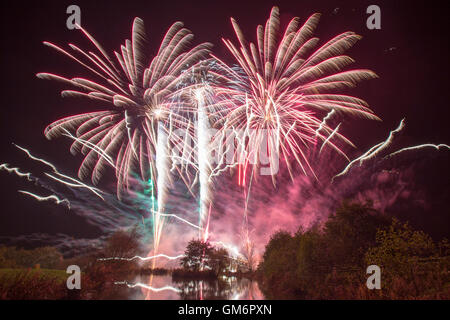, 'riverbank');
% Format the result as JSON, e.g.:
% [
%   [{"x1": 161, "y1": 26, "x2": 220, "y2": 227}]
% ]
[{"x1": 137, "y1": 267, "x2": 259, "y2": 281}]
